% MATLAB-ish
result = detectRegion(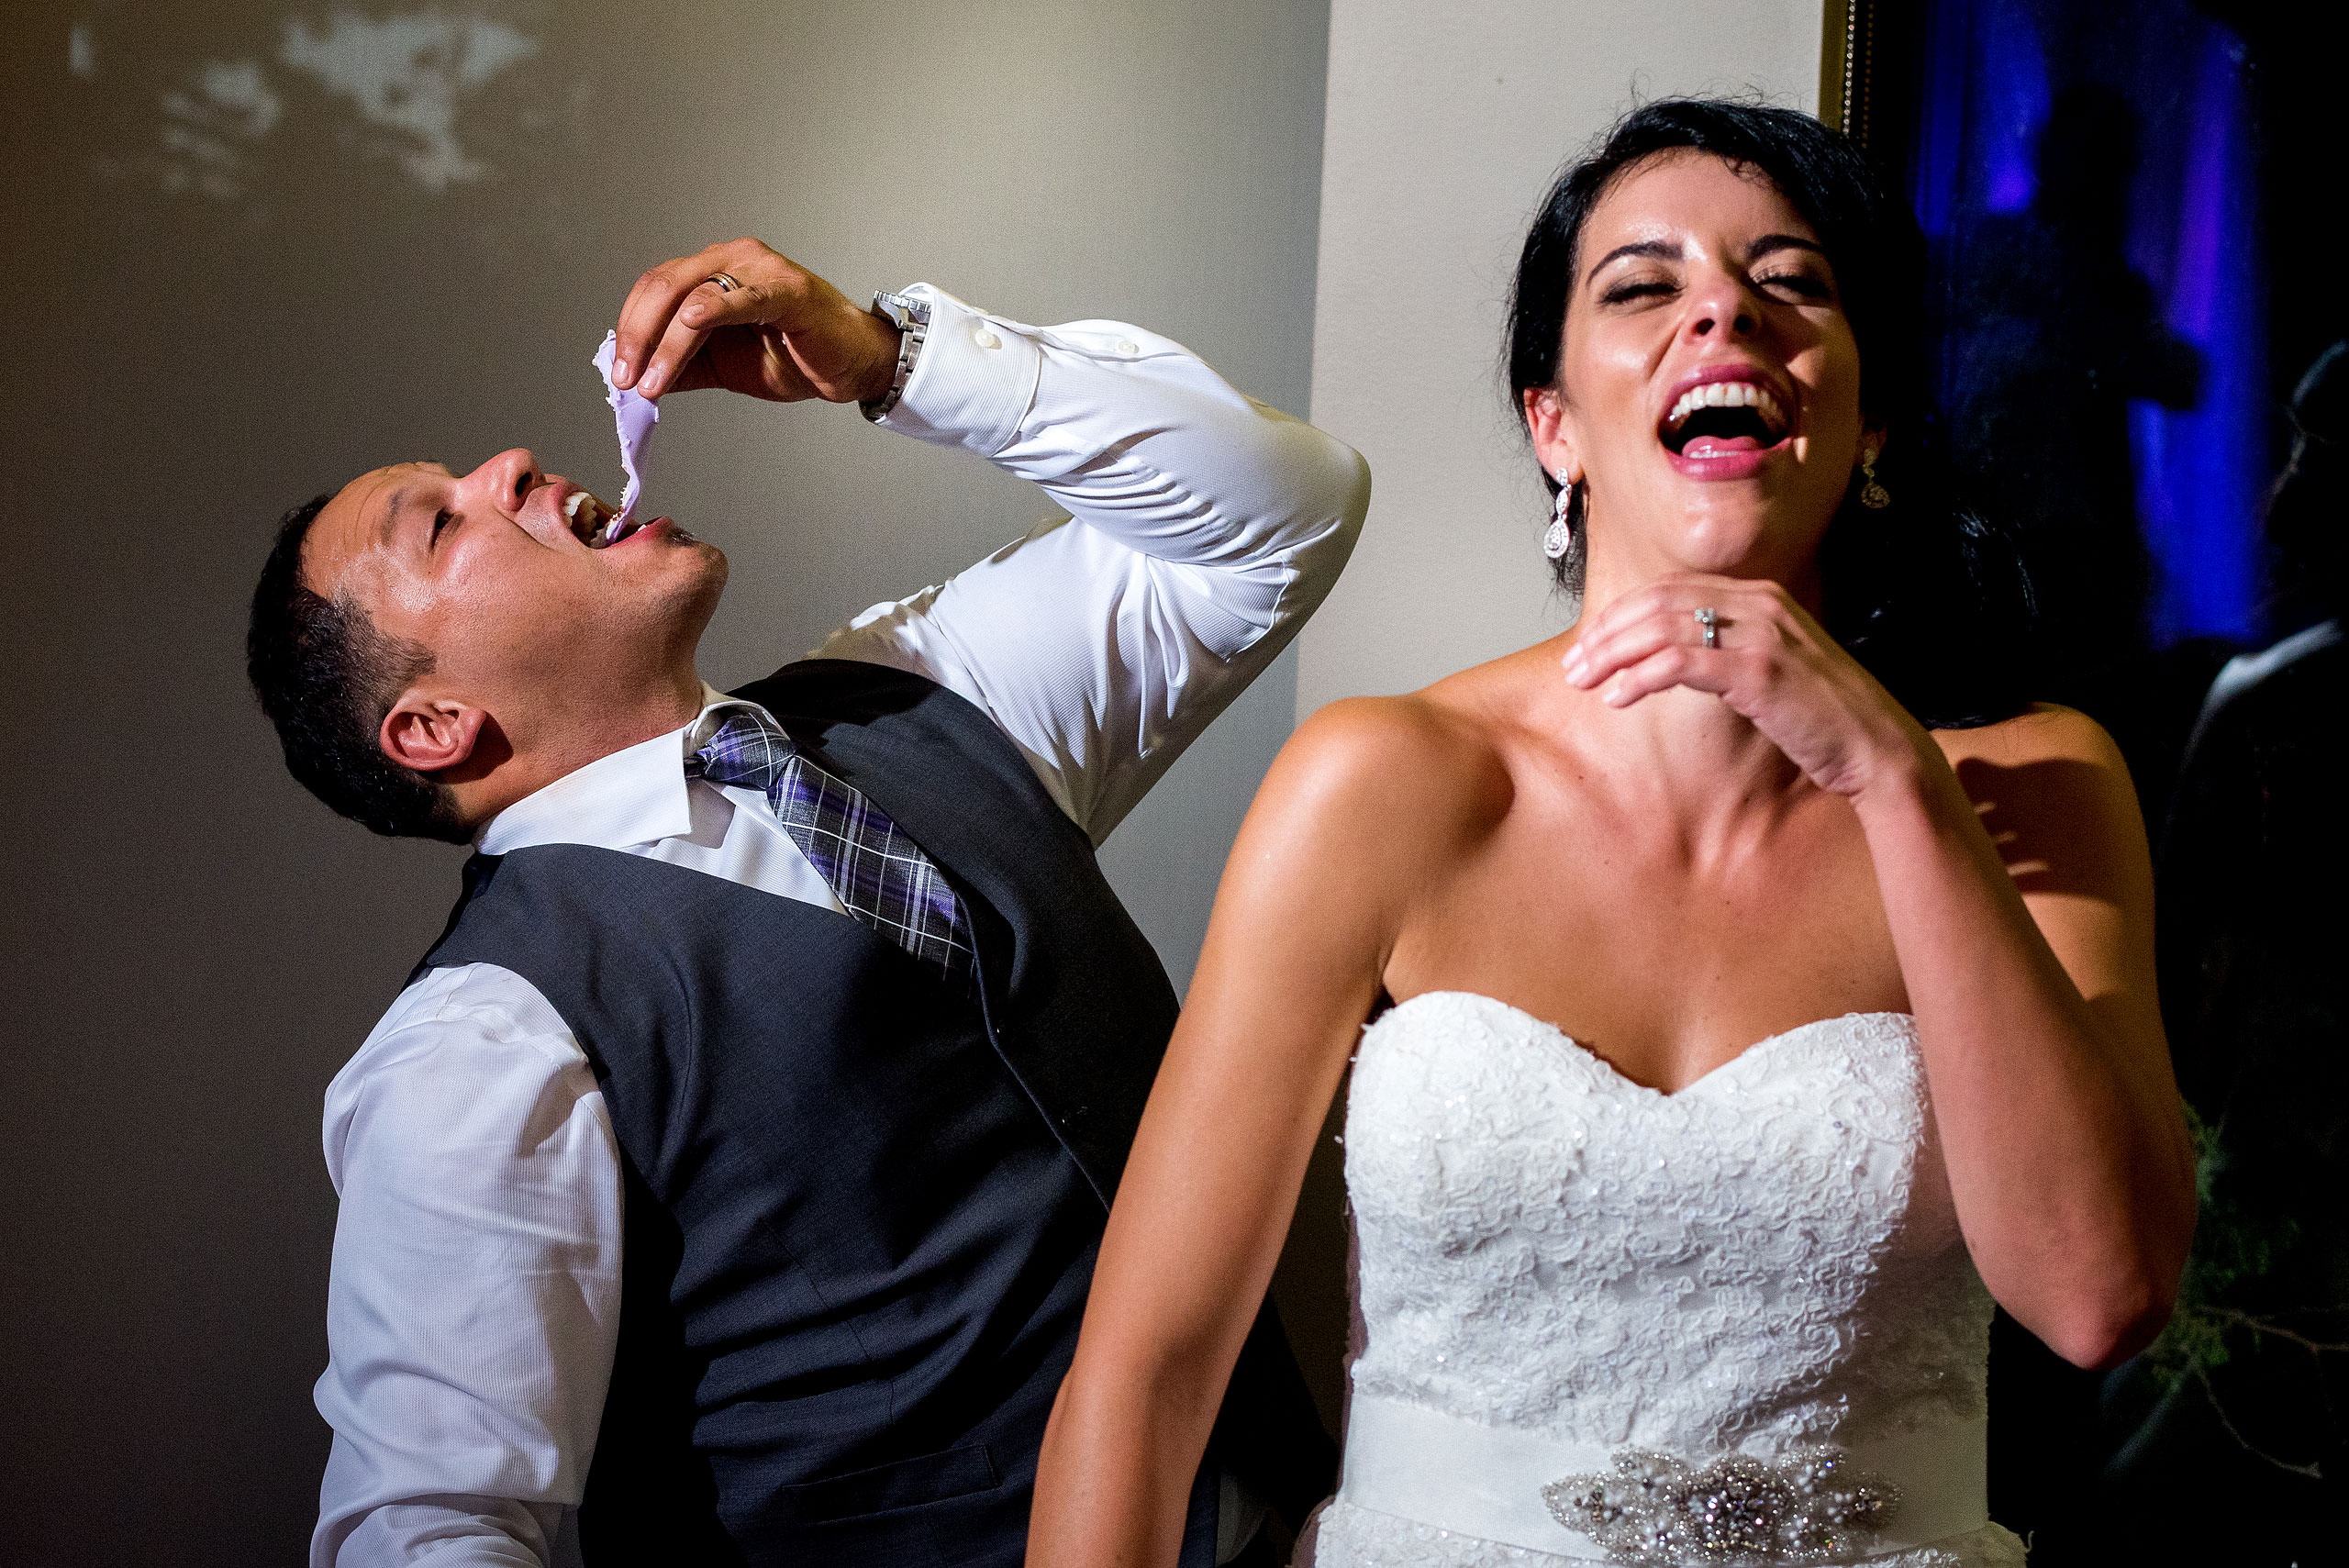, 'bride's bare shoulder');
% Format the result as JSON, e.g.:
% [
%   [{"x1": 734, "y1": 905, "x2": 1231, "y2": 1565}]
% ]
[
  {"x1": 1931, "y1": 702, "x2": 2129, "y2": 773},
  {"x1": 1252, "y1": 689, "x2": 1512, "y2": 851},
  {"x1": 1930, "y1": 704, "x2": 2150, "y2": 869}
]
